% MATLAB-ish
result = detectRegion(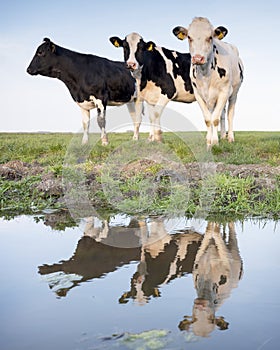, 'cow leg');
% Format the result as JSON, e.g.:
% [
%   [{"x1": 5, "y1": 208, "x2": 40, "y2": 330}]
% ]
[
  {"x1": 211, "y1": 92, "x2": 229, "y2": 147},
  {"x1": 227, "y1": 95, "x2": 237, "y2": 143},
  {"x1": 126, "y1": 99, "x2": 143, "y2": 140},
  {"x1": 81, "y1": 108, "x2": 90, "y2": 145},
  {"x1": 146, "y1": 97, "x2": 169, "y2": 142},
  {"x1": 192, "y1": 92, "x2": 213, "y2": 150},
  {"x1": 220, "y1": 107, "x2": 226, "y2": 139},
  {"x1": 97, "y1": 107, "x2": 108, "y2": 146}
]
